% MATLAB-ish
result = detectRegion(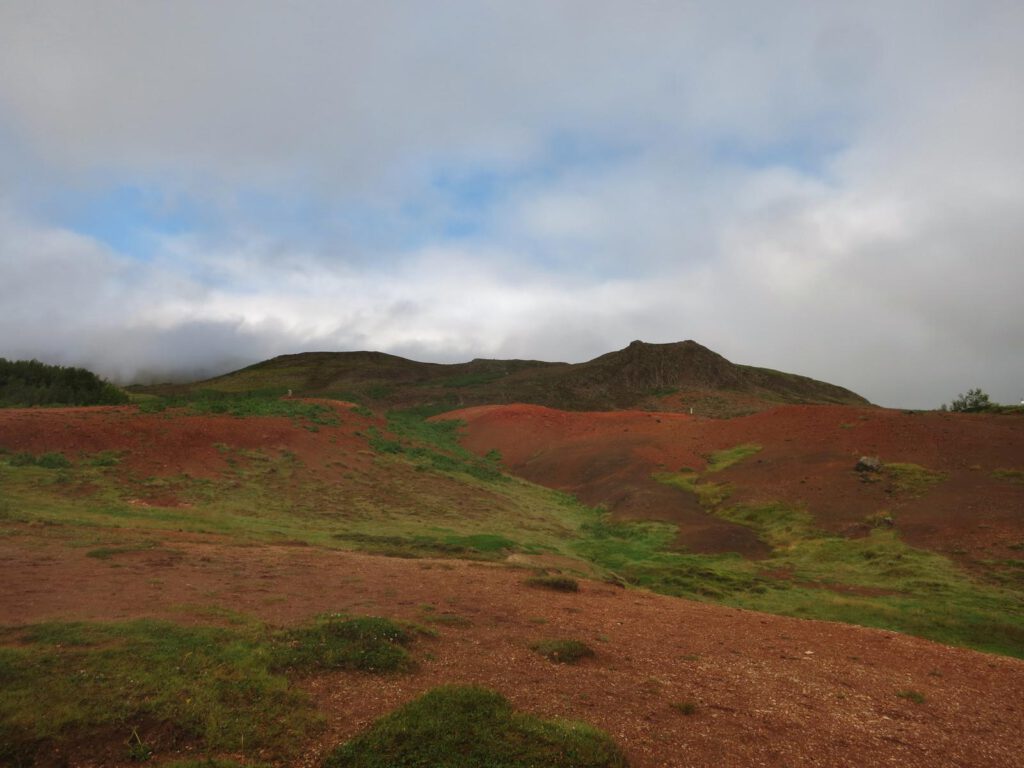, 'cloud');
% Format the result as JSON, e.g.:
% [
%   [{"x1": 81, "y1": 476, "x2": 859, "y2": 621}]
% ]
[{"x1": 0, "y1": 1, "x2": 1022, "y2": 407}]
